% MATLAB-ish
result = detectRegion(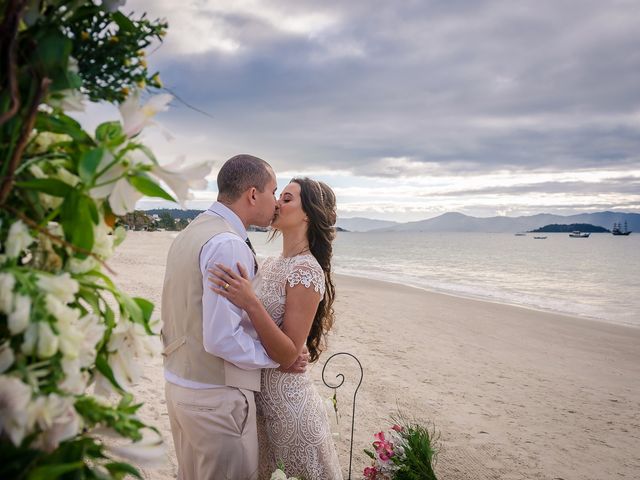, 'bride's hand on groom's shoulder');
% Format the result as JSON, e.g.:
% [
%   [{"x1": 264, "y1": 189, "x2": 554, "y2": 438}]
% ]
[{"x1": 208, "y1": 262, "x2": 258, "y2": 311}]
